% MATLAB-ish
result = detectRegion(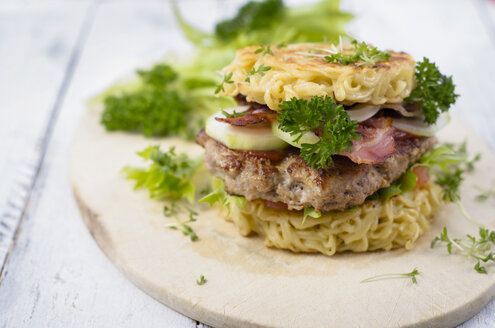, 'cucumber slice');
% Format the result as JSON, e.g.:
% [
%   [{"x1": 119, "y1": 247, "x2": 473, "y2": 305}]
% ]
[
  {"x1": 205, "y1": 113, "x2": 289, "y2": 151},
  {"x1": 271, "y1": 121, "x2": 319, "y2": 149}
]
